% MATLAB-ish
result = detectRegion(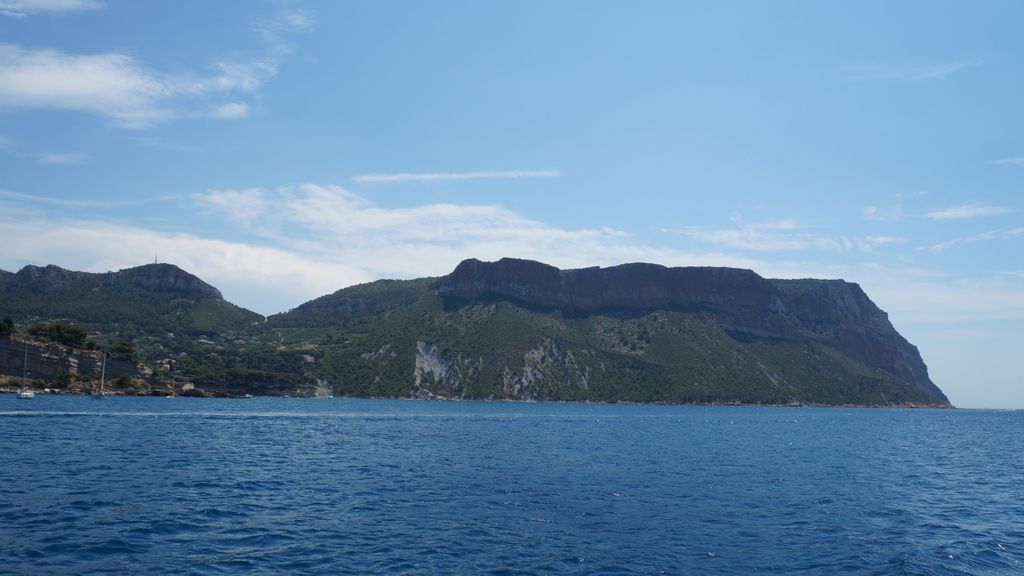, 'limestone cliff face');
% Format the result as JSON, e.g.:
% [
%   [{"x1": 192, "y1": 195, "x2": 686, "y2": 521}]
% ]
[
  {"x1": 437, "y1": 258, "x2": 782, "y2": 312},
  {"x1": 108, "y1": 264, "x2": 222, "y2": 299},
  {"x1": 0, "y1": 338, "x2": 136, "y2": 383},
  {"x1": 7, "y1": 263, "x2": 221, "y2": 300},
  {"x1": 6, "y1": 265, "x2": 90, "y2": 294},
  {"x1": 436, "y1": 258, "x2": 946, "y2": 404}
]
